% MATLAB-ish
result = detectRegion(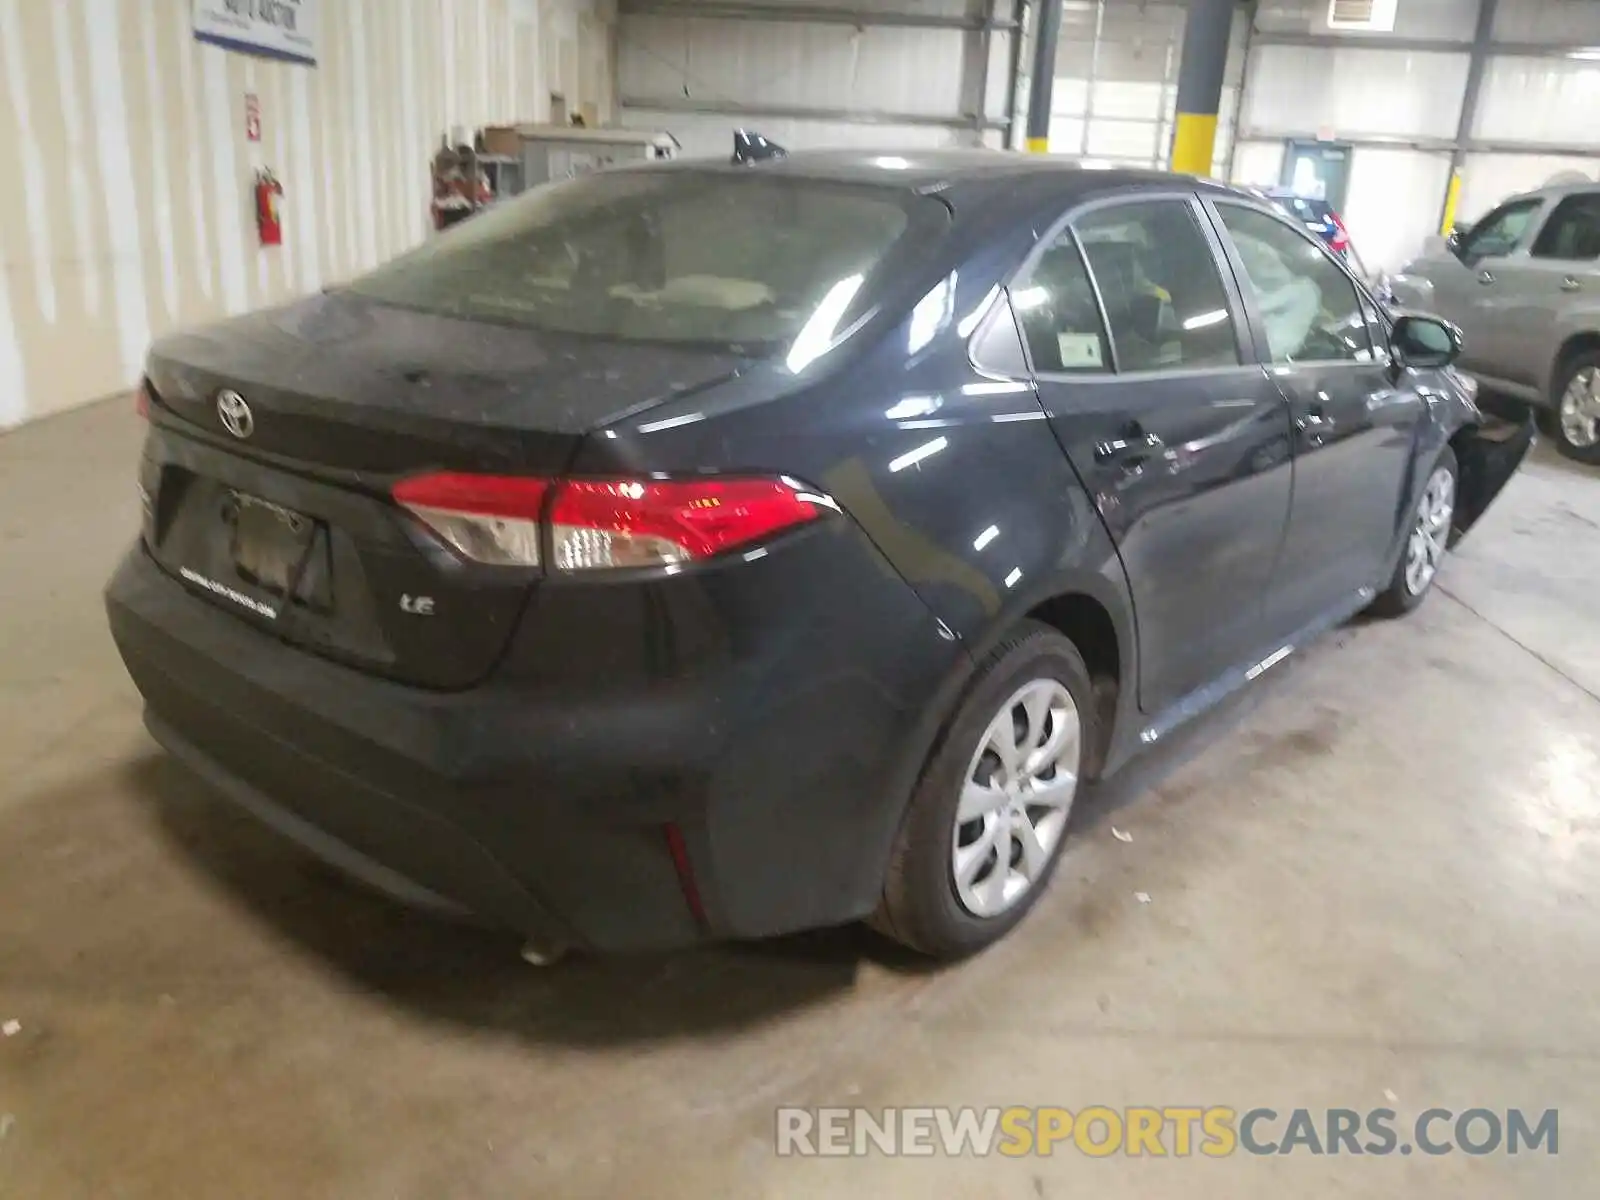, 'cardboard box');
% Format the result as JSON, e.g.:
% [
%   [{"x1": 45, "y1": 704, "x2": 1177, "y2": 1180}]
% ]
[{"x1": 480, "y1": 125, "x2": 521, "y2": 157}]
